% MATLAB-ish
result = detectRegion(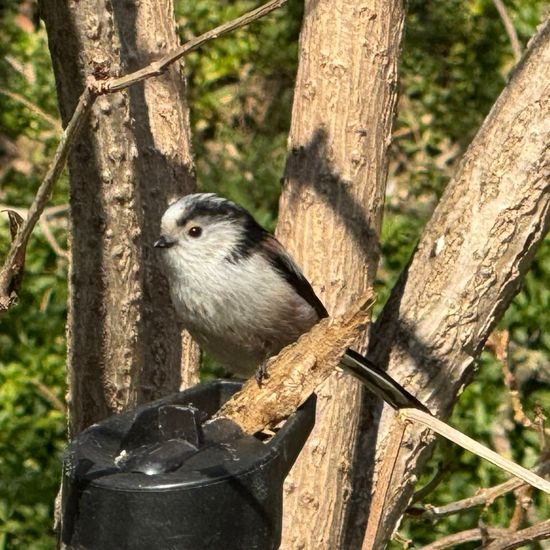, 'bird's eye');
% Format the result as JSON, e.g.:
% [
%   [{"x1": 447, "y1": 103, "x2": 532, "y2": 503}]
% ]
[{"x1": 188, "y1": 226, "x2": 202, "y2": 238}]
